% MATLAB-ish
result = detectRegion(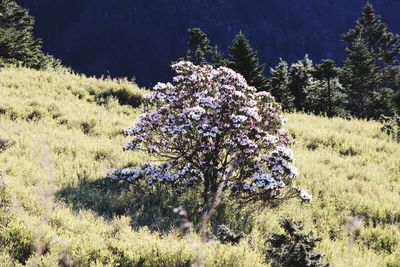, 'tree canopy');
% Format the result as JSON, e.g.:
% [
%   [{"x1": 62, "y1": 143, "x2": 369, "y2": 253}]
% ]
[
  {"x1": 0, "y1": 0, "x2": 59, "y2": 69},
  {"x1": 229, "y1": 32, "x2": 269, "y2": 91}
]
